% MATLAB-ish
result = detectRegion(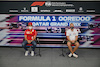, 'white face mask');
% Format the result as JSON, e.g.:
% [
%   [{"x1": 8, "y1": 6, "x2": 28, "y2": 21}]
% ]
[{"x1": 28, "y1": 26, "x2": 33, "y2": 29}]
